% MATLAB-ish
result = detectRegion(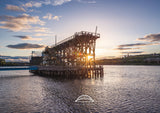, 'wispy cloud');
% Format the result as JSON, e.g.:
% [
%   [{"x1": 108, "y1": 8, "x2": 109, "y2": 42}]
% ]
[
  {"x1": 14, "y1": 35, "x2": 42, "y2": 41},
  {"x1": 52, "y1": 0, "x2": 71, "y2": 6},
  {"x1": 115, "y1": 42, "x2": 160, "y2": 52},
  {"x1": 22, "y1": 0, "x2": 96, "y2": 9},
  {"x1": 22, "y1": 2, "x2": 33, "y2": 8},
  {"x1": 0, "y1": 14, "x2": 45, "y2": 32},
  {"x1": 33, "y1": 27, "x2": 49, "y2": 32},
  {"x1": 137, "y1": 33, "x2": 160, "y2": 42},
  {"x1": 23, "y1": 0, "x2": 71, "y2": 8},
  {"x1": 7, "y1": 43, "x2": 45, "y2": 49},
  {"x1": 43, "y1": 13, "x2": 53, "y2": 20},
  {"x1": 0, "y1": 56, "x2": 29, "y2": 62},
  {"x1": 43, "y1": 13, "x2": 61, "y2": 21},
  {"x1": 34, "y1": 33, "x2": 51, "y2": 36},
  {"x1": 77, "y1": 0, "x2": 96, "y2": 4},
  {"x1": 114, "y1": 47, "x2": 141, "y2": 50},
  {"x1": 53, "y1": 16, "x2": 61, "y2": 21},
  {"x1": 118, "y1": 43, "x2": 160, "y2": 48},
  {"x1": 6, "y1": 4, "x2": 26, "y2": 12},
  {"x1": 115, "y1": 32, "x2": 160, "y2": 54},
  {"x1": 32, "y1": 2, "x2": 42, "y2": 7},
  {"x1": 6, "y1": 58, "x2": 29, "y2": 62},
  {"x1": 118, "y1": 43, "x2": 150, "y2": 48},
  {"x1": 121, "y1": 51, "x2": 144, "y2": 54},
  {"x1": 23, "y1": 1, "x2": 42, "y2": 8}
]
